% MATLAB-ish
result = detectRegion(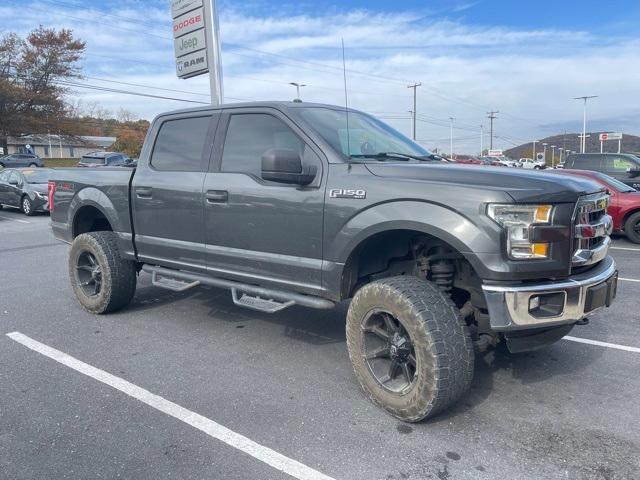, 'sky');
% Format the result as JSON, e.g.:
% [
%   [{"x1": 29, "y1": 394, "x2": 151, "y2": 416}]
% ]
[{"x1": 2, "y1": 0, "x2": 640, "y2": 153}]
